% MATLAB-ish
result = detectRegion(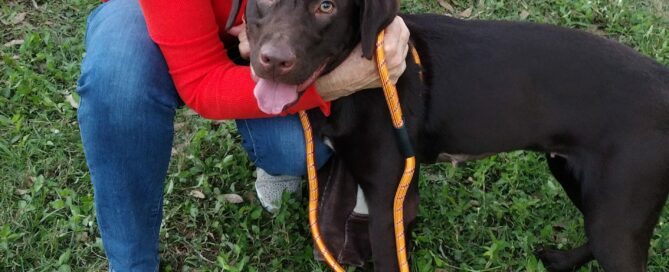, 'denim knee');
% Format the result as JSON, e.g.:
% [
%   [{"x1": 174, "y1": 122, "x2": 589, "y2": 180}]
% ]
[
  {"x1": 236, "y1": 116, "x2": 333, "y2": 176},
  {"x1": 77, "y1": 0, "x2": 181, "y2": 123}
]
